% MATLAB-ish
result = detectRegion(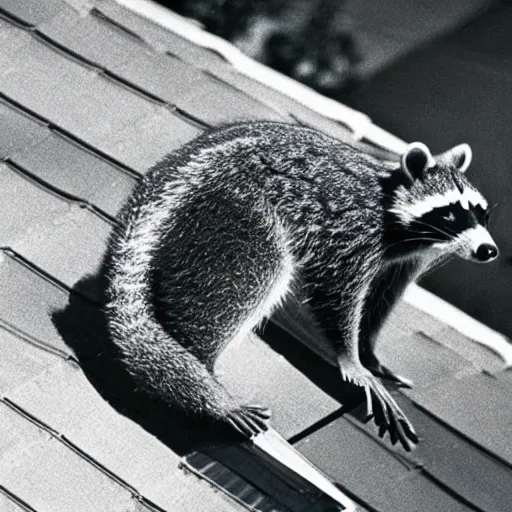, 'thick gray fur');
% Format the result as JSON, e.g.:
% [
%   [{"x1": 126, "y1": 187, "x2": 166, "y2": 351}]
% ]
[{"x1": 104, "y1": 121, "x2": 493, "y2": 449}]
